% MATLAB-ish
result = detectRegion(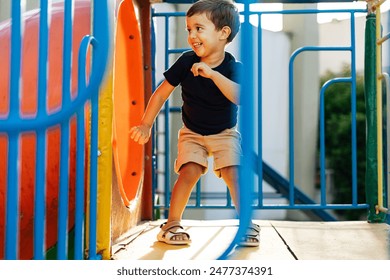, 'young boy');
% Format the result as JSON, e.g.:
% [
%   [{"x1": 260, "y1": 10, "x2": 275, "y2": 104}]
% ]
[{"x1": 130, "y1": 0, "x2": 260, "y2": 247}]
